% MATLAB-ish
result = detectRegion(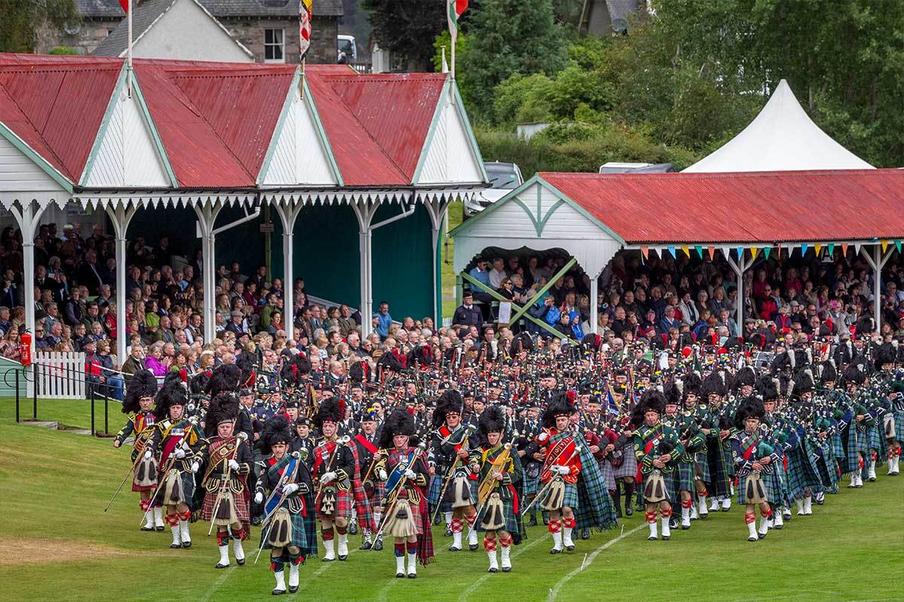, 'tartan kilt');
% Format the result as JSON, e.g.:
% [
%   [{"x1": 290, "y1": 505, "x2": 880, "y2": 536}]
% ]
[
  {"x1": 427, "y1": 474, "x2": 443, "y2": 507},
  {"x1": 351, "y1": 481, "x2": 376, "y2": 533},
  {"x1": 832, "y1": 432, "x2": 845, "y2": 462},
  {"x1": 439, "y1": 478, "x2": 477, "y2": 513},
  {"x1": 317, "y1": 487, "x2": 353, "y2": 521},
  {"x1": 705, "y1": 440, "x2": 732, "y2": 498},
  {"x1": 598, "y1": 460, "x2": 617, "y2": 492},
  {"x1": 367, "y1": 481, "x2": 386, "y2": 508},
  {"x1": 737, "y1": 471, "x2": 772, "y2": 505},
  {"x1": 262, "y1": 507, "x2": 309, "y2": 551},
  {"x1": 845, "y1": 426, "x2": 863, "y2": 475},
  {"x1": 641, "y1": 470, "x2": 676, "y2": 503},
  {"x1": 152, "y1": 470, "x2": 195, "y2": 509},
  {"x1": 201, "y1": 489, "x2": 250, "y2": 523},
  {"x1": 785, "y1": 447, "x2": 821, "y2": 498},
  {"x1": 867, "y1": 425, "x2": 882, "y2": 452},
  {"x1": 385, "y1": 489, "x2": 425, "y2": 535},
  {"x1": 760, "y1": 468, "x2": 784, "y2": 506},
  {"x1": 895, "y1": 410, "x2": 904, "y2": 442},
  {"x1": 612, "y1": 453, "x2": 637, "y2": 480},
  {"x1": 694, "y1": 451, "x2": 711, "y2": 484},
  {"x1": 722, "y1": 446, "x2": 736, "y2": 477},
  {"x1": 522, "y1": 461, "x2": 541, "y2": 497},
  {"x1": 675, "y1": 461, "x2": 695, "y2": 492}
]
